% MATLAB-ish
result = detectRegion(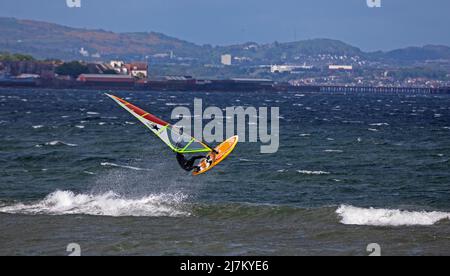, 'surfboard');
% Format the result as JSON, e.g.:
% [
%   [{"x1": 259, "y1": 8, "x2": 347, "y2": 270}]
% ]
[{"x1": 193, "y1": 135, "x2": 239, "y2": 176}]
